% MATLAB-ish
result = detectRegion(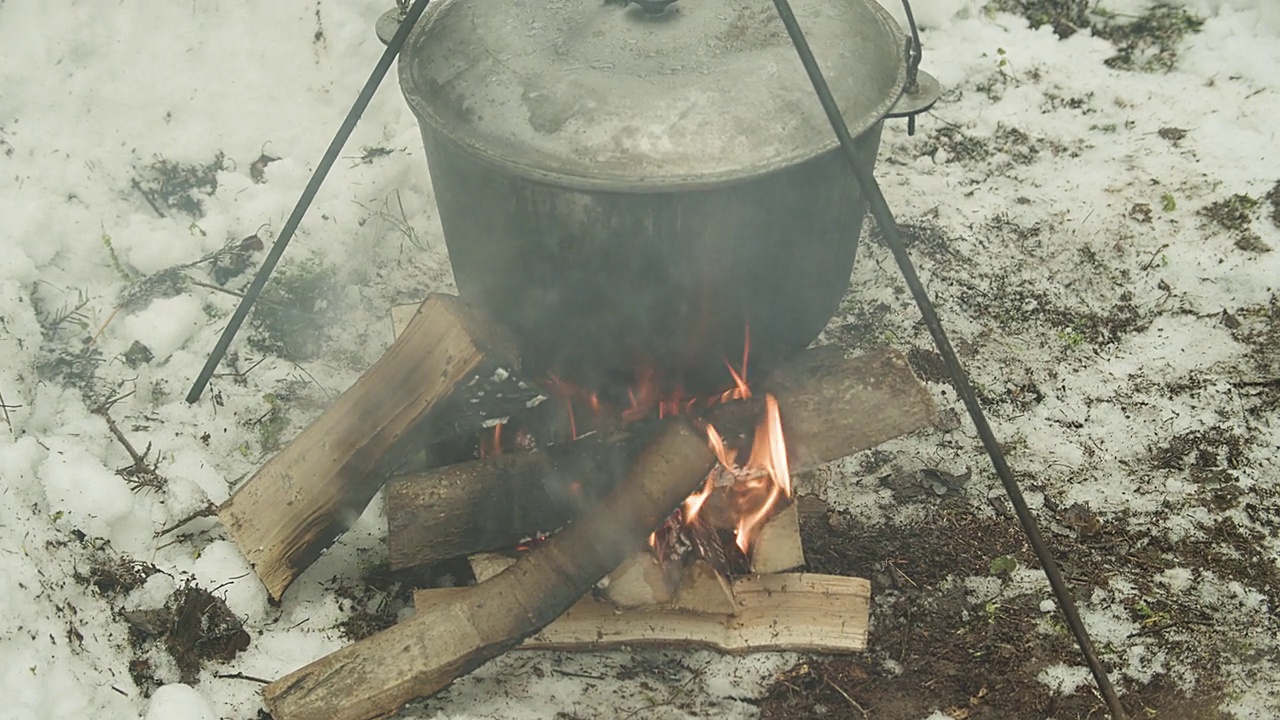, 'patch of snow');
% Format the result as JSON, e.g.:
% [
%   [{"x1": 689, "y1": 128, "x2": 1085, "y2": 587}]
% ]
[
  {"x1": 1079, "y1": 597, "x2": 1141, "y2": 649},
  {"x1": 188, "y1": 540, "x2": 272, "y2": 624},
  {"x1": 1038, "y1": 663, "x2": 1094, "y2": 695},
  {"x1": 40, "y1": 439, "x2": 136, "y2": 542},
  {"x1": 144, "y1": 684, "x2": 218, "y2": 720},
  {"x1": 123, "y1": 573, "x2": 178, "y2": 615},
  {"x1": 964, "y1": 575, "x2": 1003, "y2": 604},
  {"x1": 1156, "y1": 567, "x2": 1195, "y2": 593},
  {"x1": 119, "y1": 295, "x2": 208, "y2": 363}
]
